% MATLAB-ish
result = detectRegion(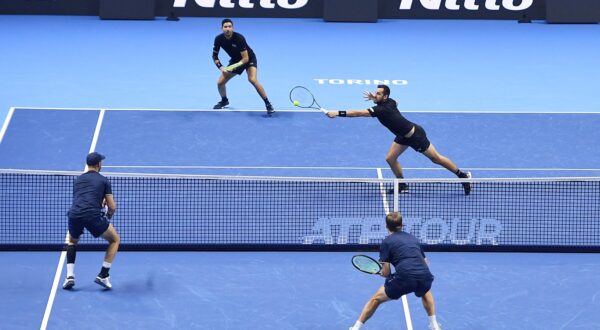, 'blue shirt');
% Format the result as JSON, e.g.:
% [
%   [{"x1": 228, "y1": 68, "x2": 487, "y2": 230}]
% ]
[
  {"x1": 380, "y1": 231, "x2": 433, "y2": 279},
  {"x1": 68, "y1": 171, "x2": 112, "y2": 219}
]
